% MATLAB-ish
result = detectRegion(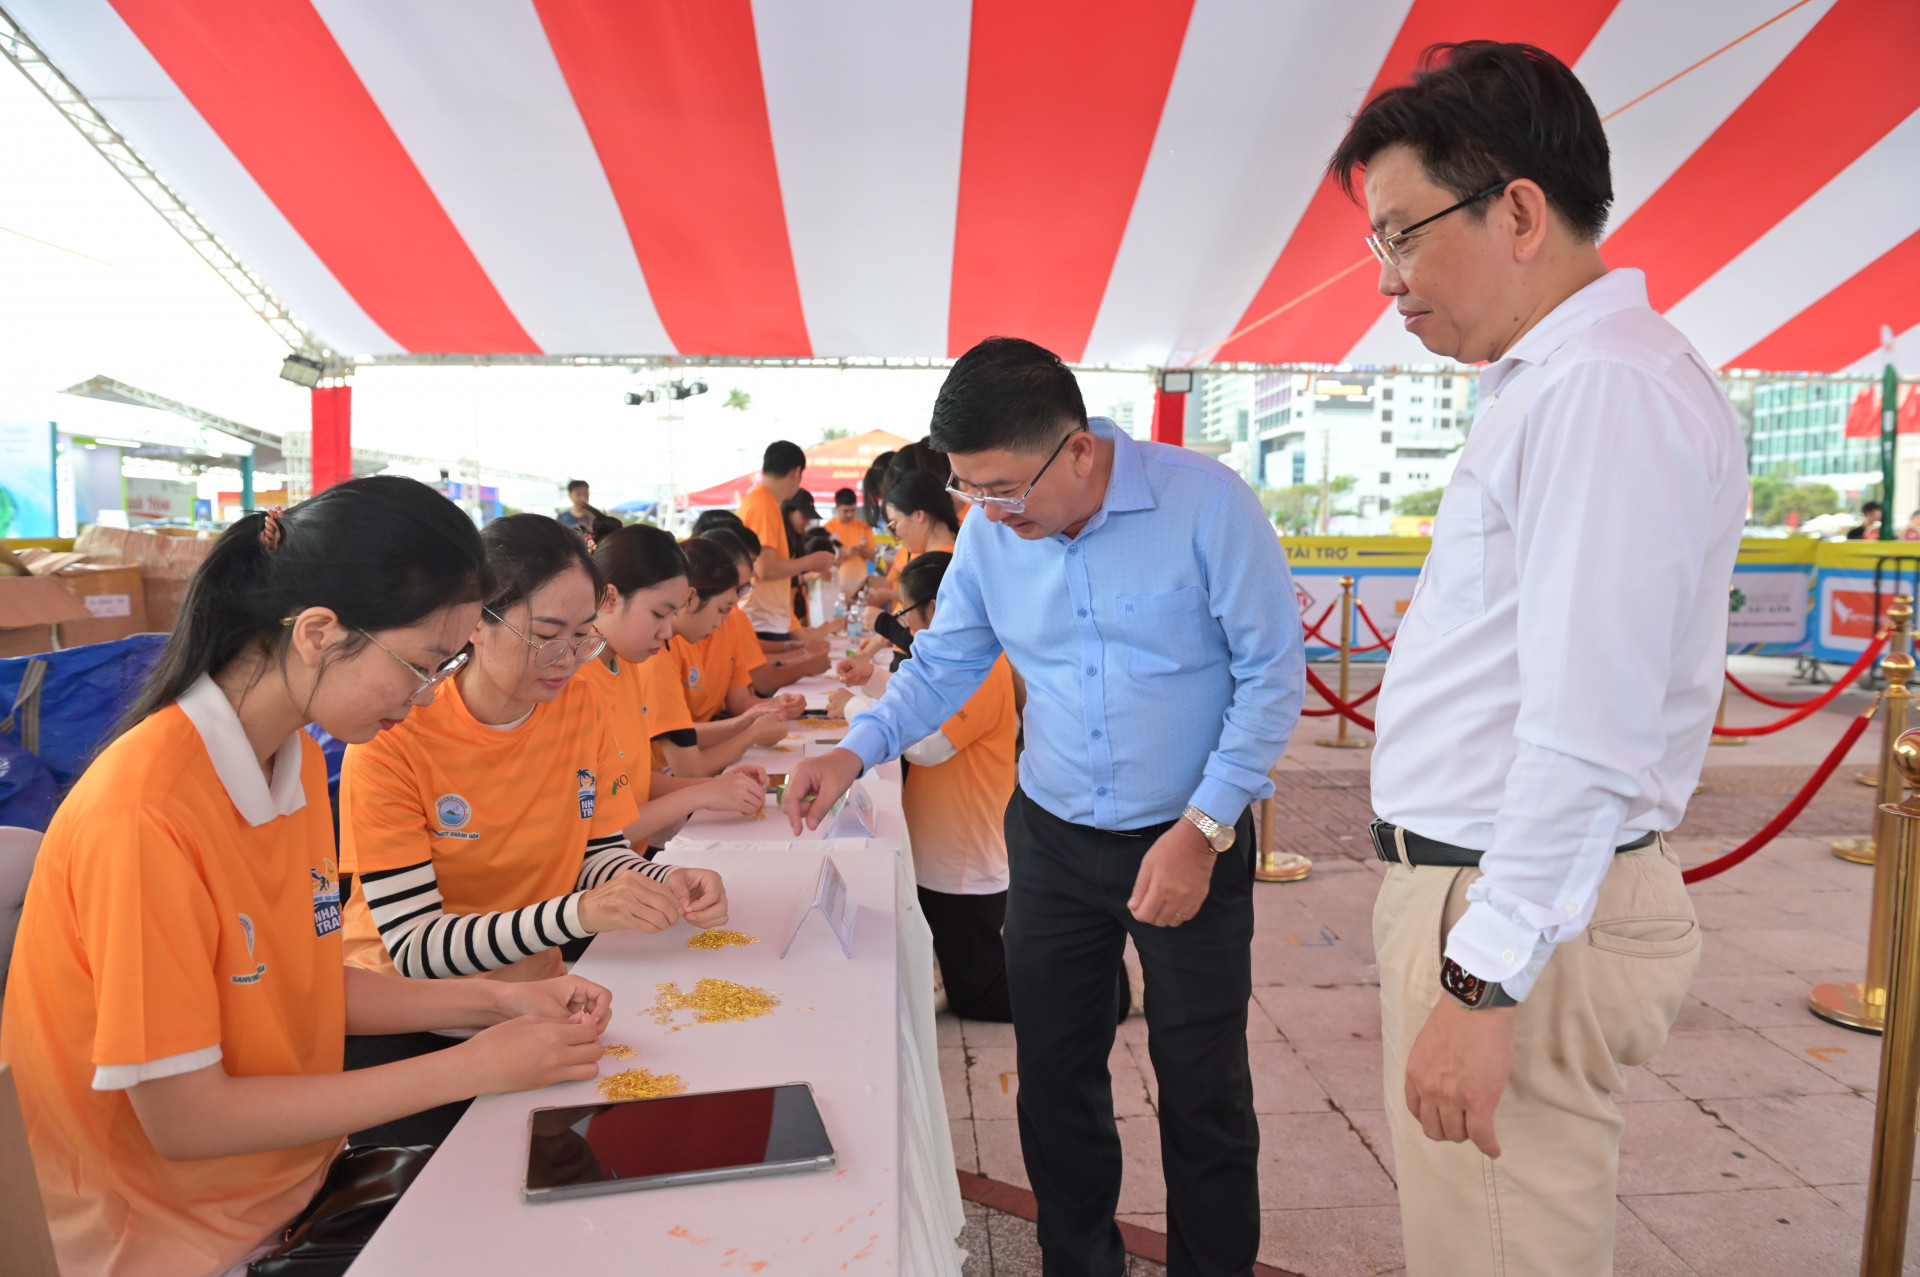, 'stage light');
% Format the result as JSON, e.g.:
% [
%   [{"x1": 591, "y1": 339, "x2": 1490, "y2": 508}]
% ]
[
  {"x1": 689, "y1": 380, "x2": 708, "y2": 396},
  {"x1": 279, "y1": 353, "x2": 325, "y2": 389},
  {"x1": 624, "y1": 389, "x2": 657, "y2": 405},
  {"x1": 1159, "y1": 370, "x2": 1194, "y2": 395}
]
